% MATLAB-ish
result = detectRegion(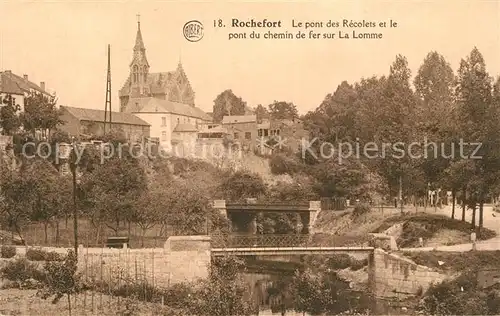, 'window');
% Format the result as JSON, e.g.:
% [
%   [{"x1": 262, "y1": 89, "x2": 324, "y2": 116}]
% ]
[
  {"x1": 234, "y1": 132, "x2": 239, "y2": 139},
  {"x1": 245, "y1": 132, "x2": 251, "y2": 140},
  {"x1": 133, "y1": 65, "x2": 139, "y2": 83},
  {"x1": 161, "y1": 131, "x2": 167, "y2": 141},
  {"x1": 161, "y1": 117, "x2": 166, "y2": 127},
  {"x1": 177, "y1": 118, "x2": 180, "y2": 123},
  {"x1": 264, "y1": 129, "x2": 269, "y2": 137},
  {"x1": 258, "y1": 129, "x2": 262, "y2": 137}
]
